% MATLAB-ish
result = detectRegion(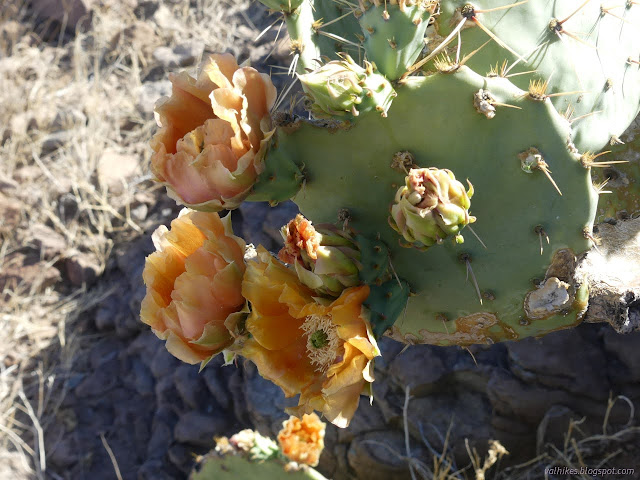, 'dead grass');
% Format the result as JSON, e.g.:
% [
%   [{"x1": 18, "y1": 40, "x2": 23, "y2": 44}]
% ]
[{"x1": 0, "y1": 0, "x2": 263, "y2": 477}]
